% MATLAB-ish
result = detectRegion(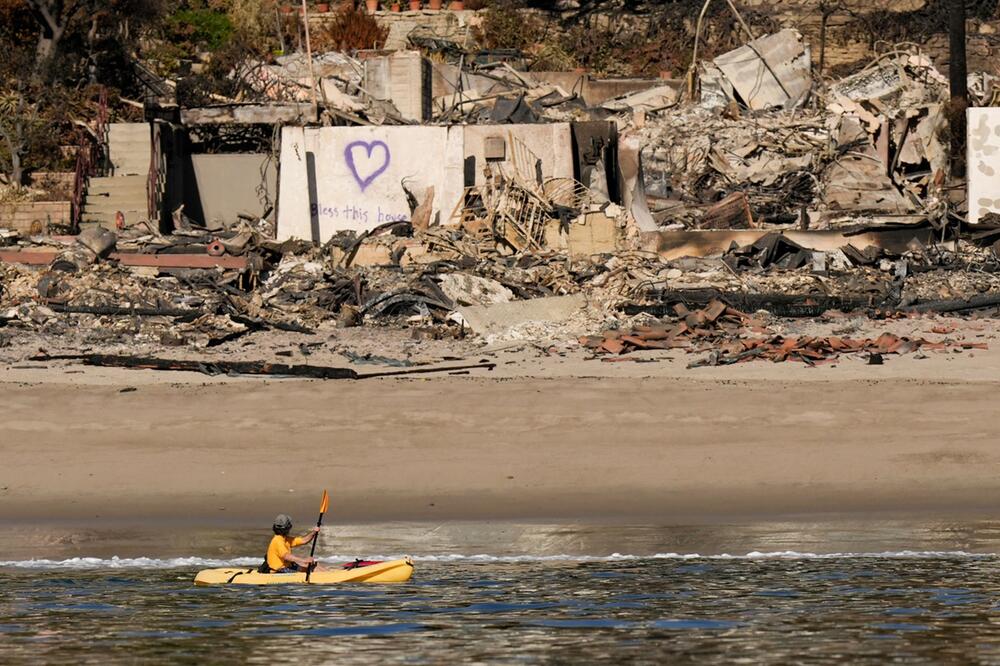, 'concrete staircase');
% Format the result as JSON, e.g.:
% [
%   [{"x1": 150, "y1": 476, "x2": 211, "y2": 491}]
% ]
[{"x1": 80, "y1": 123, "x2": 151, "y2": 230}]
